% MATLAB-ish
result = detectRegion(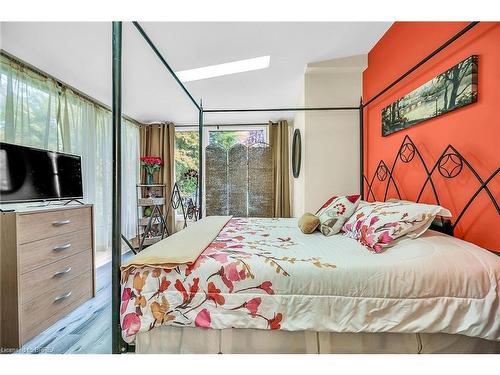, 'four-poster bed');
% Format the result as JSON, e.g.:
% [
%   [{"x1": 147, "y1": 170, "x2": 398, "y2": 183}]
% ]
[{"x1": 111, "y1": 21, "x2": 499, "y2": 354}]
